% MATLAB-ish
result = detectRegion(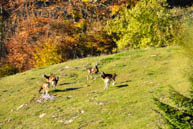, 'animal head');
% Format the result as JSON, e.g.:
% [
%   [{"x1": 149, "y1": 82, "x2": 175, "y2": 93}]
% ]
[
  {"x1": 100, "y1": 72, "x2": 105, "y2": 78},
  {"x1": 113, "y1": 73, "x2": 117, "y2": 77},
  {"x1": 42, "y1": 74, "x2": 58, "y2": 82}
]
